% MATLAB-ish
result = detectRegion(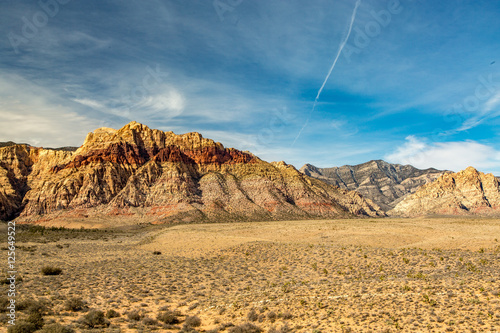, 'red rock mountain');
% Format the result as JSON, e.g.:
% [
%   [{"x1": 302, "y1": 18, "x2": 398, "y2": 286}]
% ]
[
  {"x1": 389, "y1": 167, "x2": 500, "y2": 217},
  {"x1": 0, "y1": 122, "x2": 384, "y2": 224}
]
